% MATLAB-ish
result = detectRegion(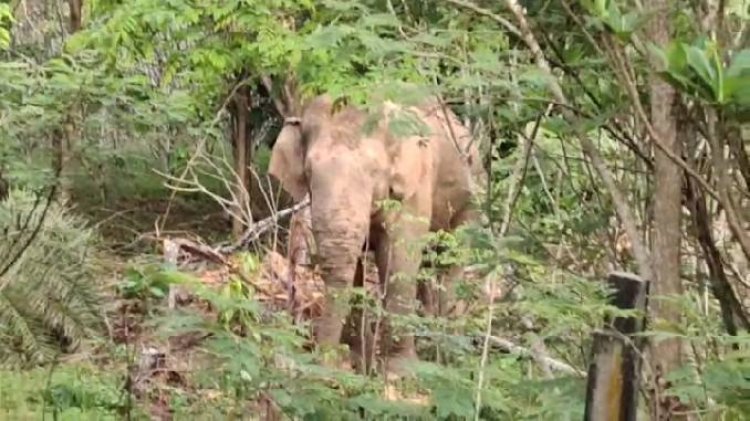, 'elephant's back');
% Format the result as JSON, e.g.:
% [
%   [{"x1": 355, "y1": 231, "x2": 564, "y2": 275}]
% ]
[{"x1": 410, "y1": 102, "x2": 481, "y2": 230}]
